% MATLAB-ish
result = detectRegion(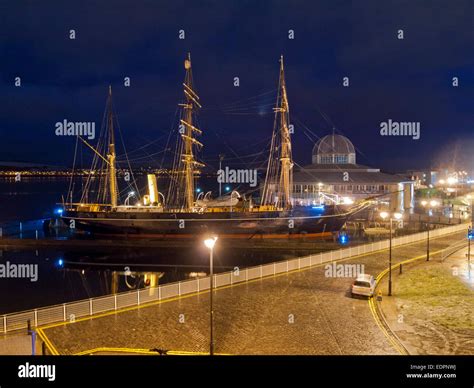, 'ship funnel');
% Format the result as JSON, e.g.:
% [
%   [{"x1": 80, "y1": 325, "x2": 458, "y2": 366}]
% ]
[{"x1": 147, "y1": 174, "x2": 159, "y2": 205}]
